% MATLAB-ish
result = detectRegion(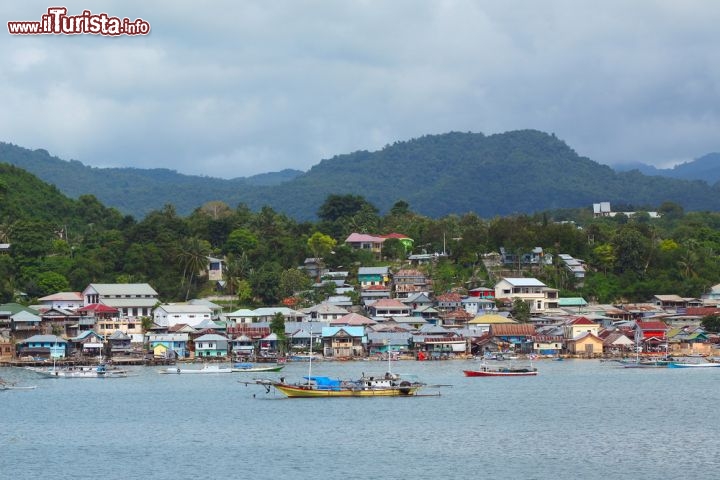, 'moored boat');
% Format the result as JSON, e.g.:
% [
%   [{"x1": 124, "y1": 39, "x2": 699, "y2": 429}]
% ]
[
  {"x1": 463, "y1": 362, "x2": 537, "y2": 377},
  {"x1": 667, "y1": 361, "x2": 720, "y2": 368},
  {"x1": 231, "y1": 362, "x2": 285, "y2": 373},
  {"x1": 257, "y1": 372, "x2": 426, "y2": 398},
  {"x1": 29, "y1": 363, "x2": 128, "y2": 378},
  {"x1": 160, "y1": 364, "x2": 233, "y2": 374}
]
